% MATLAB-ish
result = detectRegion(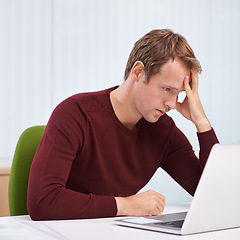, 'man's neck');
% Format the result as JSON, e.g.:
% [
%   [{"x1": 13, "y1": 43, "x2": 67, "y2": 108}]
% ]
[{"x1": 110, "y1": 80, "x2": 141, "y2": 130}]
